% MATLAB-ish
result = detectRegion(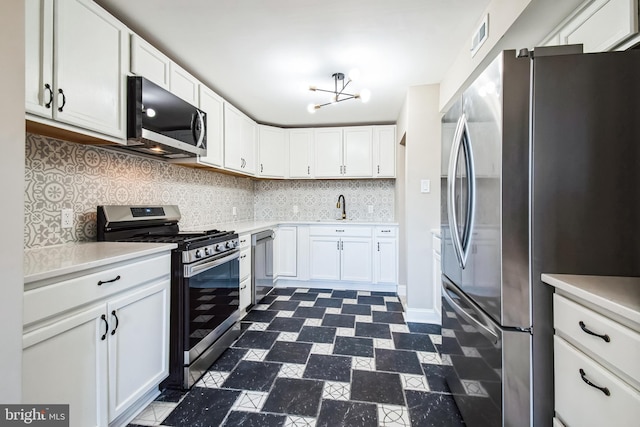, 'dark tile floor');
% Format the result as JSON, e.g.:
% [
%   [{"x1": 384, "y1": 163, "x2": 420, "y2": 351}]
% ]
[{"x1": 129, "y1": 288, "x2": 465, "y2": 427}]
